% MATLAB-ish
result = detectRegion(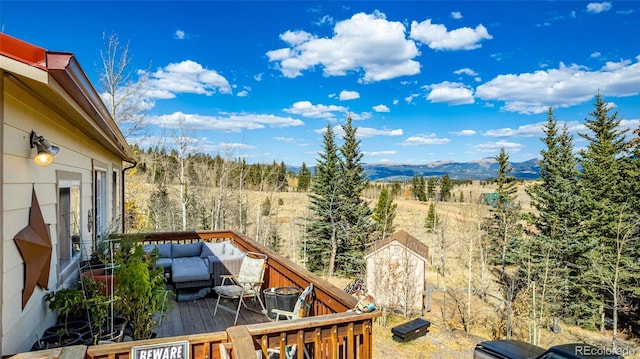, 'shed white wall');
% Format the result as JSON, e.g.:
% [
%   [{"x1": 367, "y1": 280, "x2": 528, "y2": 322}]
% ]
[
  {"x1": 366, "y1": 241, "x2": 425, "y2": 313},
  {"x1": 2, "y1": 78, "x2": 122, "y2": 355}
]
